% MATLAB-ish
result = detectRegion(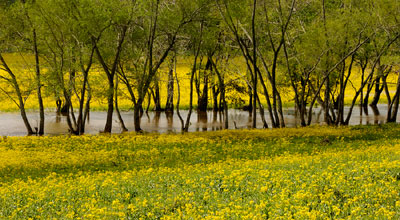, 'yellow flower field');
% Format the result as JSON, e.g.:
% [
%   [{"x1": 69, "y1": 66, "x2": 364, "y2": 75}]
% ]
[{"x1": 0, "y1": 125, "x2": 400, "y2": 219}]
